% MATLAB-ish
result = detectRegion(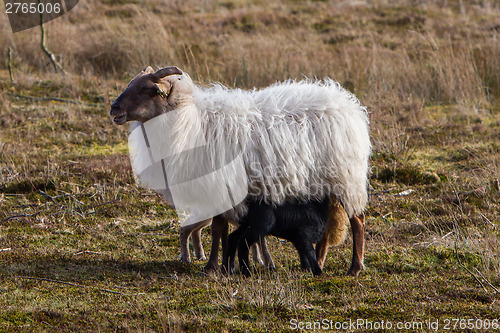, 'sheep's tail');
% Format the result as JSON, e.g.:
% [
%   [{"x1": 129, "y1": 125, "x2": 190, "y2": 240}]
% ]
[
  {"x1": 326, "y1": 196, "x2": 349, "y2": 247},
  {"x1": 316, "y1": 196, "x2": 349, "y2": 269}
]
